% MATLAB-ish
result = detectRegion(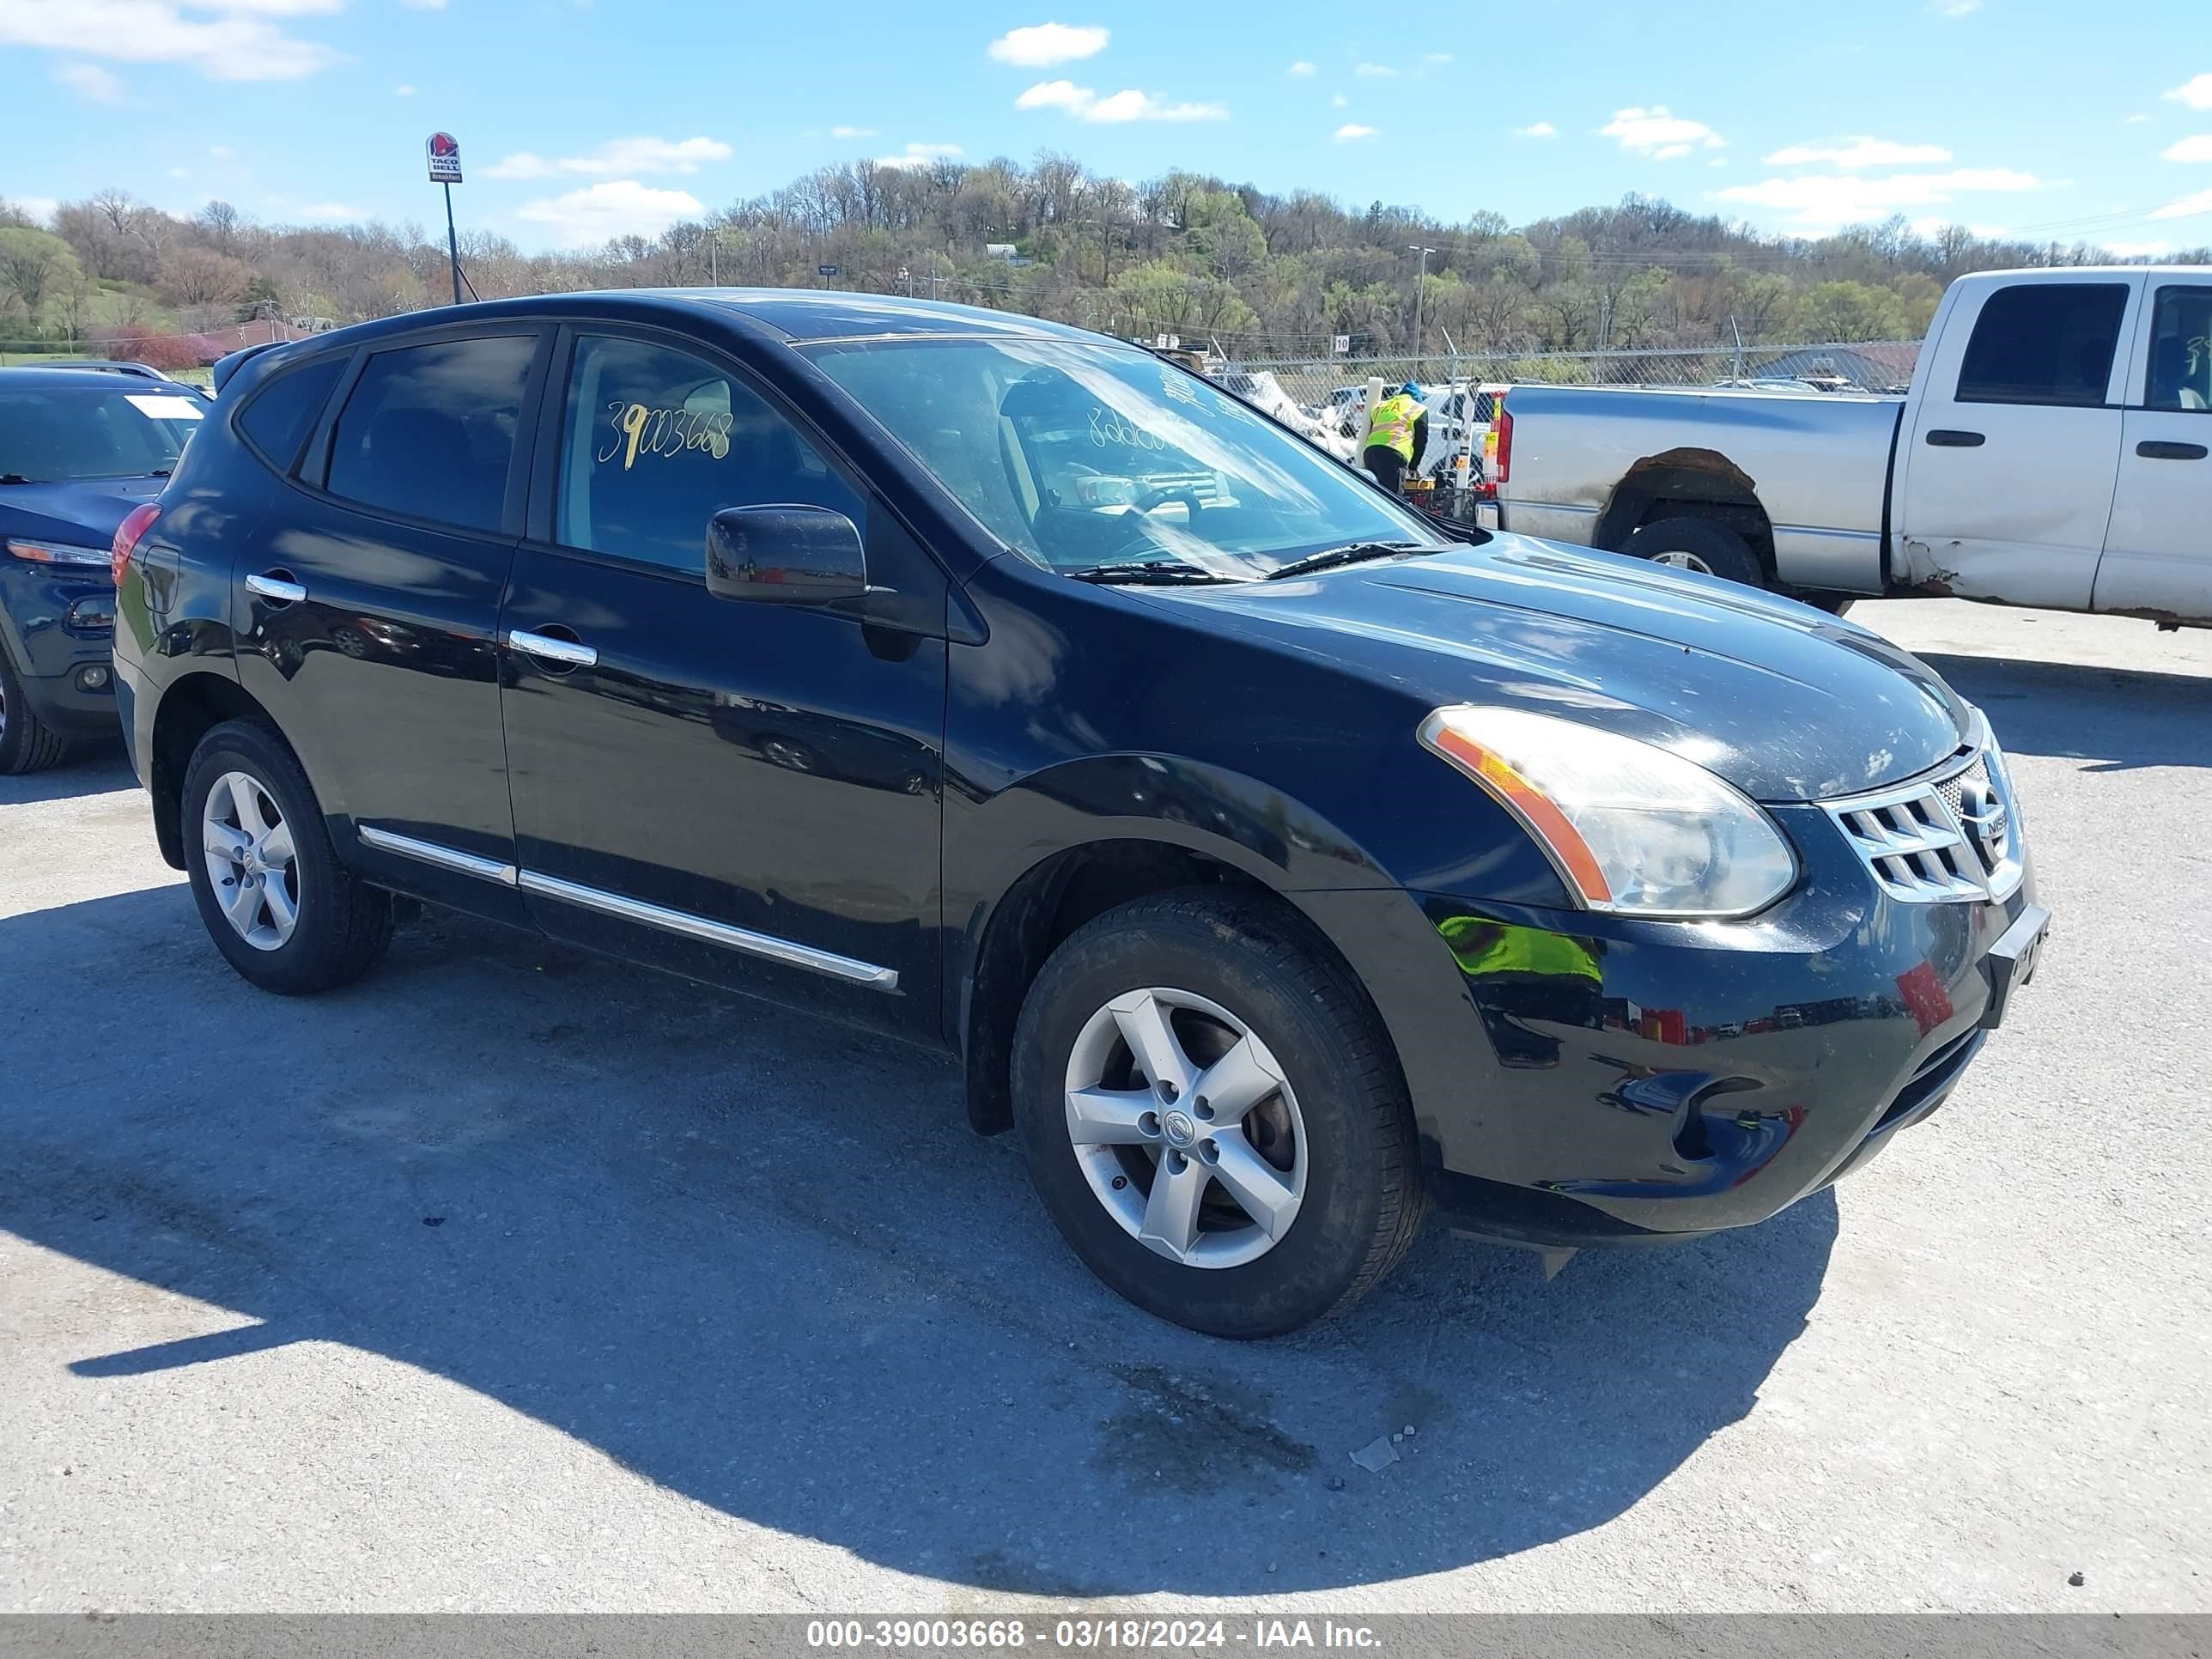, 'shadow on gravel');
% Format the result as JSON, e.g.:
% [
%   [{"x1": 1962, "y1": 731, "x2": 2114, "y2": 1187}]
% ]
[
  {"x1": 1915, "y1": 653, "x2": 2209, "y2": 773},
  {"x1": 0, "y1": 889, "x2": 1834, "y2": 1597},
  {"x1": 0, "y1": 744, "x2": 132, "y2": 807}
]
